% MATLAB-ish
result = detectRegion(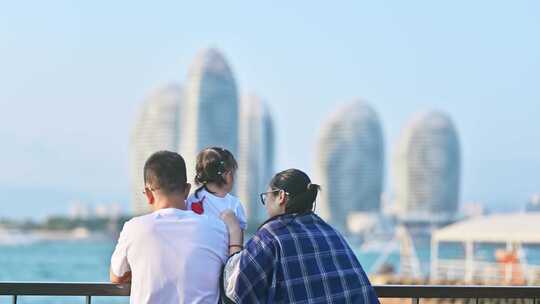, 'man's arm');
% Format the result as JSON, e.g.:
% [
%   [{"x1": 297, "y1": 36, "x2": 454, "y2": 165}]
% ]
[
  {"x1": 110, "y1": 270, "x2": 132, "y2": 284},
  {"x1": 110, "y1": 222, "x2": 132, "y2": 283}
]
